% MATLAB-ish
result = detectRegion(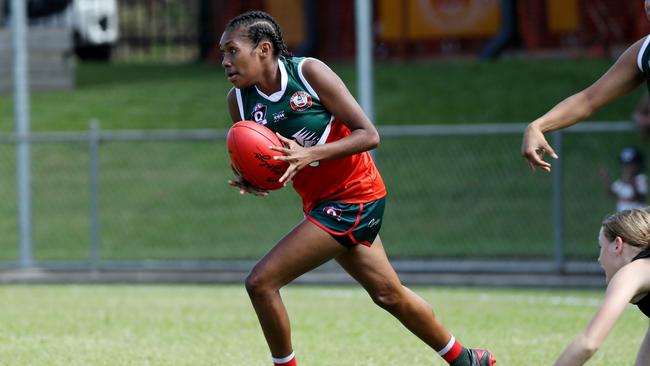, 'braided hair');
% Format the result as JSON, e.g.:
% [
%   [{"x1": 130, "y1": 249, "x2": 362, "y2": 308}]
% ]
[{"x1": 225, "y1": 10, "x2": 293, "y2": 58}]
